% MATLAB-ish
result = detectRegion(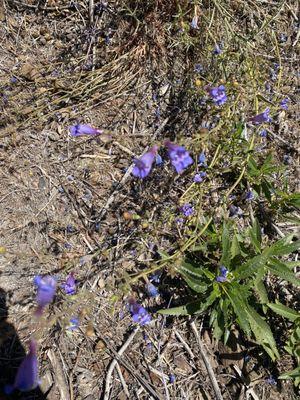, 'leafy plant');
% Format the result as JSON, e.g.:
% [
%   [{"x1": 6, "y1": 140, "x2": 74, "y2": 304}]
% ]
[{"x1": 159, "y1": 220, "x2": 300, "y2": 361}]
